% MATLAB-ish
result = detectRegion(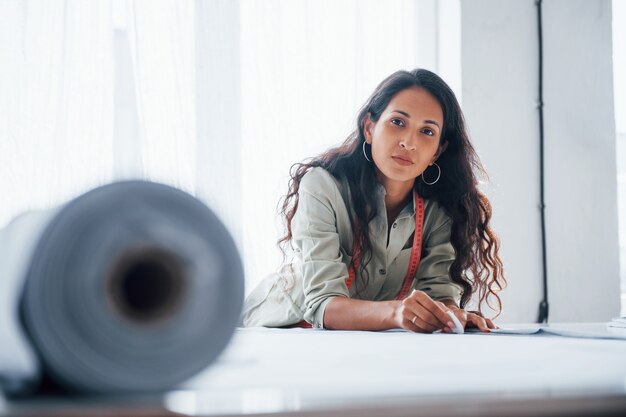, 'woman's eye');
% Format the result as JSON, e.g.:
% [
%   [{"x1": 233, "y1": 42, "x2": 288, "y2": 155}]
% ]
[
  {"x1": 391, "y1": 118, "x2": 405, "y2": 127},
  {"x1": 422, "y1": 128, "x2": 435, "y2": 136}
]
